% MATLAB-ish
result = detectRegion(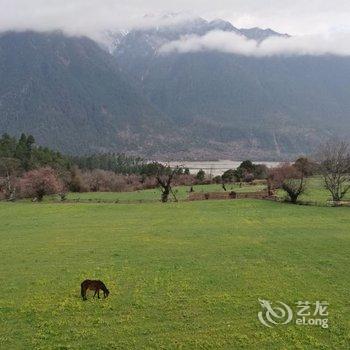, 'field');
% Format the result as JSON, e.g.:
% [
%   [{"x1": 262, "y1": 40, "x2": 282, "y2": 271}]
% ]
[
  {"x1": 0, "y1": 196, "x2": 349, "y2": 349},
  {"x1": 63, "y1": 183, "x2": 267, "y2": 203},
  {"x1": 43, "y1": 177, "x2": 349, "y2": 205}
]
